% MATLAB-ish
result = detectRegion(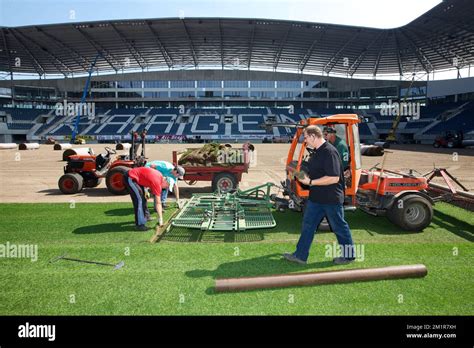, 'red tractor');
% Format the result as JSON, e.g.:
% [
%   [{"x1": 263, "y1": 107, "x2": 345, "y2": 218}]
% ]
[
  {"x1": 271, "y1": 114, "x2": 435, "y2": 231},
  {"x1": 58, "y1": 130, "x2": 148, "y2": 195},
  {"x1": 433, "y1": 130, "x2": 464, "y2": 148}
]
